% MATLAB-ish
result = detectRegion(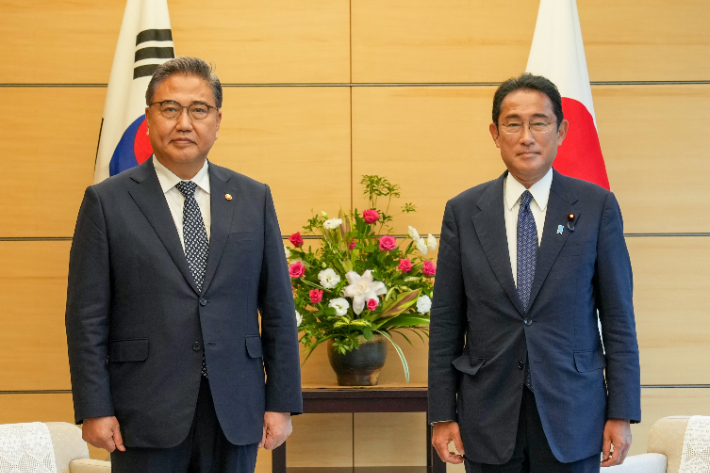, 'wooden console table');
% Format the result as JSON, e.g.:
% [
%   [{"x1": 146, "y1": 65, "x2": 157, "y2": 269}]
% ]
[{"x1": 271, "y1": 385, "x2": 446, "y2": 473}]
